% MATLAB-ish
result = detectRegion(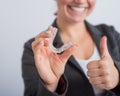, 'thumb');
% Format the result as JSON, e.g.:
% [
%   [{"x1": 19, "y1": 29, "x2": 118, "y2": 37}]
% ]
[
  {"x1": 100, "y1": 36, "x2": 109, "y2": 59},
  {"x1": 59, "y1": 44, "x2": 77, "y2": 63}
]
